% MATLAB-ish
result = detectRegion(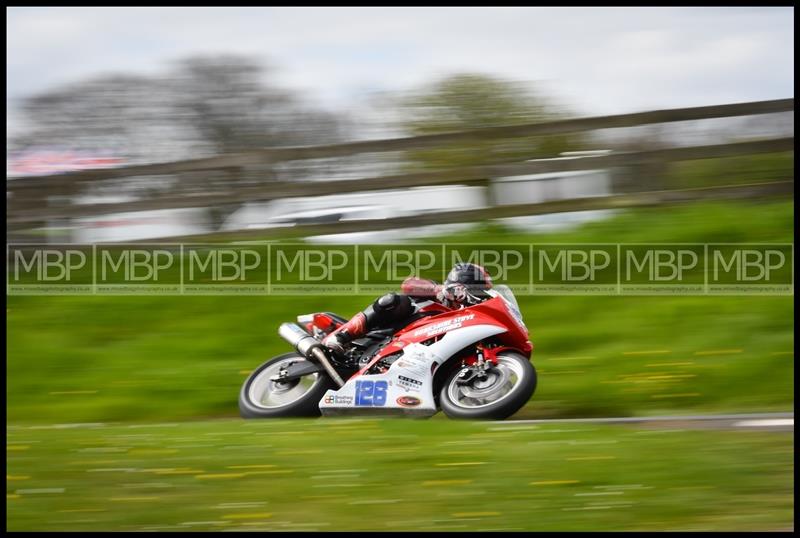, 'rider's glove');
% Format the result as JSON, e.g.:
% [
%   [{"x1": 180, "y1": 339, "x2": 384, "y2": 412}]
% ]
[{"x1": 401, "y1": 277, "x2": 441, "y2": 297}]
